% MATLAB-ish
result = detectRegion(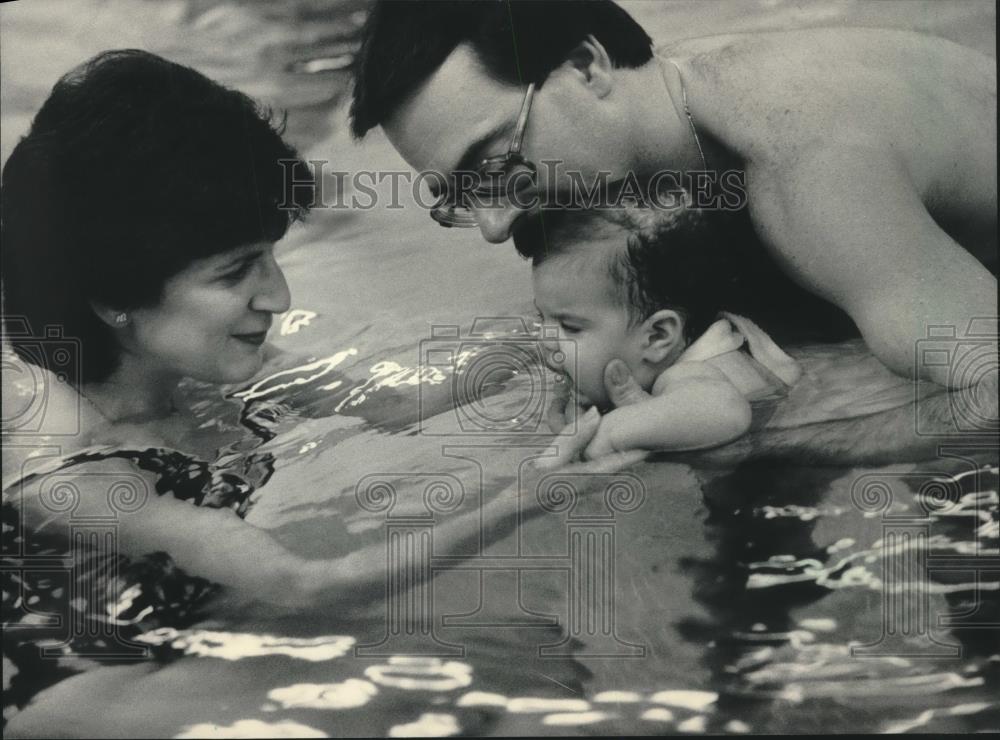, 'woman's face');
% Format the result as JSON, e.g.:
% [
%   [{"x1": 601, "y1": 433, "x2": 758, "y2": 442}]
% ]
[{"x1": 124, "y1": 241, "x2": 291, "y2": 384}]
